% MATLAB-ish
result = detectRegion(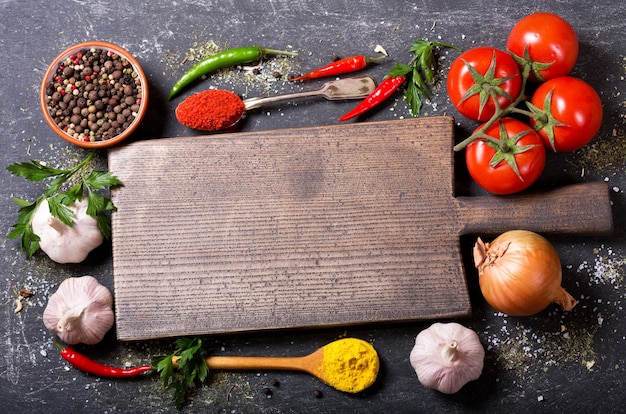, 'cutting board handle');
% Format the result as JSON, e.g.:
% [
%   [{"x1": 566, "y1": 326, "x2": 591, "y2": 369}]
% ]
[{"x1": 457, "y1": 182, "x2": 613, "y2": 235}]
